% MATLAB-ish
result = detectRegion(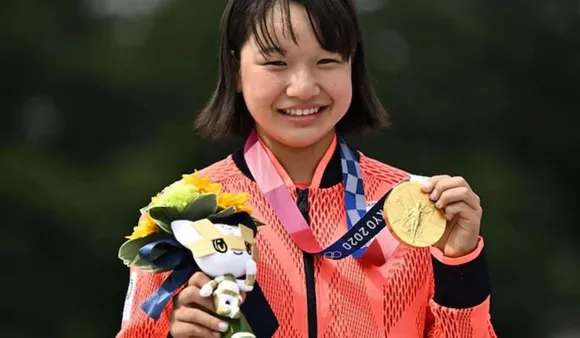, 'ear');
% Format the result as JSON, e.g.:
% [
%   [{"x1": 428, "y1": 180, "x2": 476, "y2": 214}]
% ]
[
  {"x1": 240, "y1": 224, "x2": 255, "y2": 244},
  {"x1": 251, "y1": 243, "x2": 259, "y2": 263},
  {"x1": 171, "y1": 220, "x2": 201, "y2": 248}
]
